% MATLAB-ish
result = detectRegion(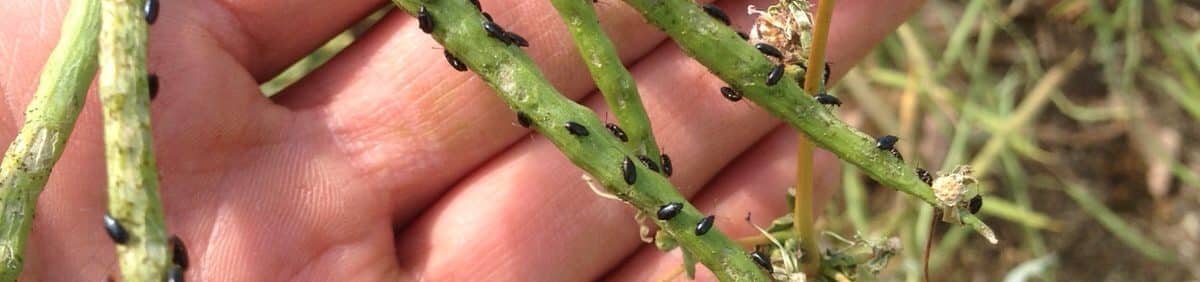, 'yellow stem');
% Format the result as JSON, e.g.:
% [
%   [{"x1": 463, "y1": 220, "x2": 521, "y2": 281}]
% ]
[
  {"x1": 794, "y1": 139, "x2": 817, "y2": 274},
  {"x1": 795, "y1": 0, "x2": 835, "y2": 276}
]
